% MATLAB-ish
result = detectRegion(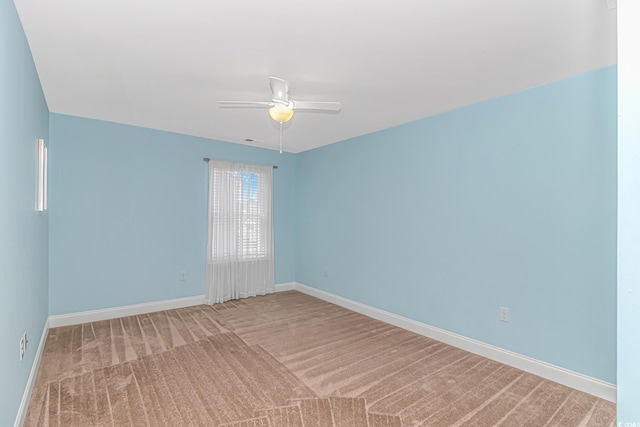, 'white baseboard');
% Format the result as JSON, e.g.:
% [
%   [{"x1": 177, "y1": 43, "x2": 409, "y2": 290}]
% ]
[
  {"x1": 289, "y1": 282, "x2": 616, "y2": 403},
  {"x1": 14, "y1": 317, "x2": 49, "y2": 427},
  {"x1": 41, "y1": 283, "x2": 616, "y2": 402},
  {"x1": 49, "y1": 295, "x2": 206, "y2": 328},
  {"x1": 49, "y1": 282, "x2": 297, "y2": 328},
  {"x1": 275, "y1": 282, "x2": 298, "y2": 292}
]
